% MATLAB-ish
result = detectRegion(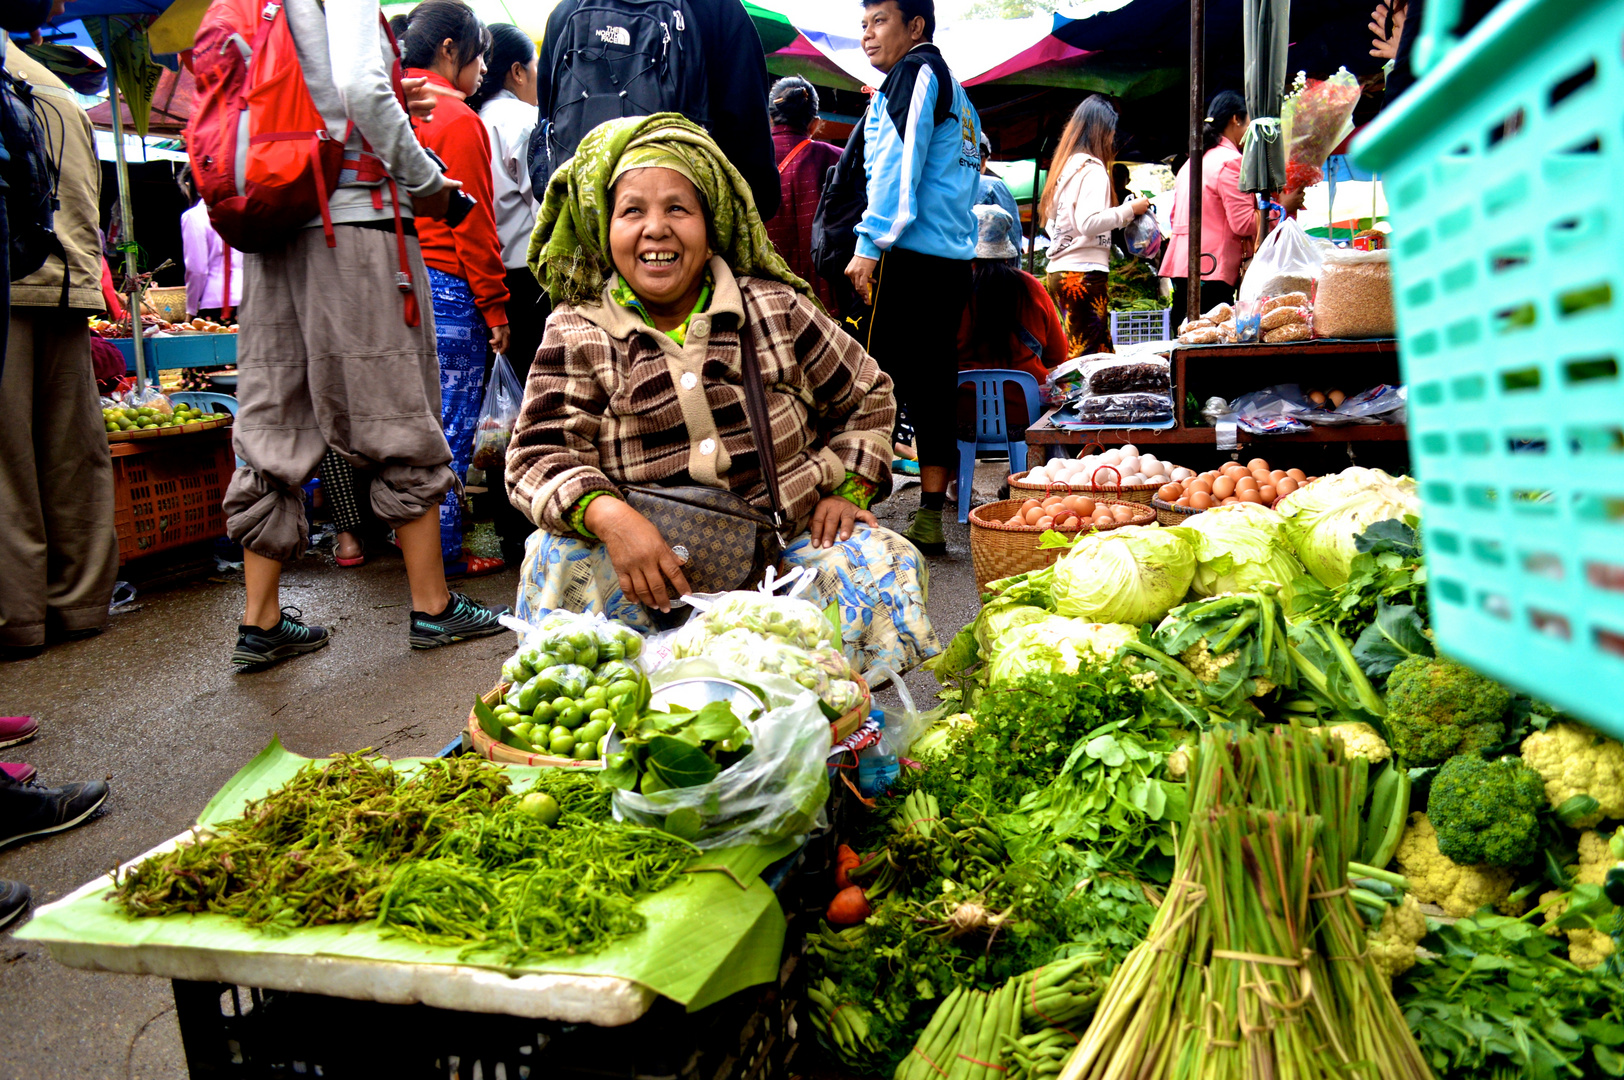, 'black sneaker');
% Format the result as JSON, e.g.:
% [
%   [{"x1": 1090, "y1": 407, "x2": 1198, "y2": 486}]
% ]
[
  {"x1": 232, "y1": 607, "x2": 331, "y2": 671},
  {"x1": 0, "y1": 880, "x2": 30, "y2": 931},
  {"x1": 409, "y1": 592, "x2": 511, "y2": 649},
  {"x1": 0, "y1": 772, "x2": 109, "y2": 849}
]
